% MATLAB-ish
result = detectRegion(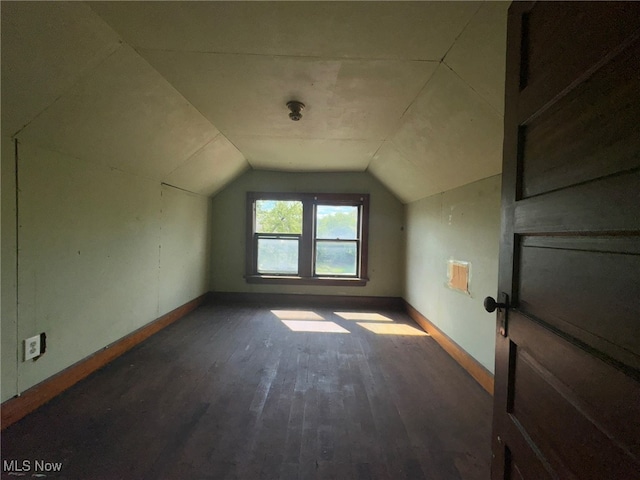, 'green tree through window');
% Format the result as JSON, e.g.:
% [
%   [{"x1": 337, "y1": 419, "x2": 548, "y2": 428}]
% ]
[
  {"x1": 316, "y1": 211, "x2": 357, "y2": 239},
  {"x1": 256, "y1": 200, "x2": 302, "y2": 234}
]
